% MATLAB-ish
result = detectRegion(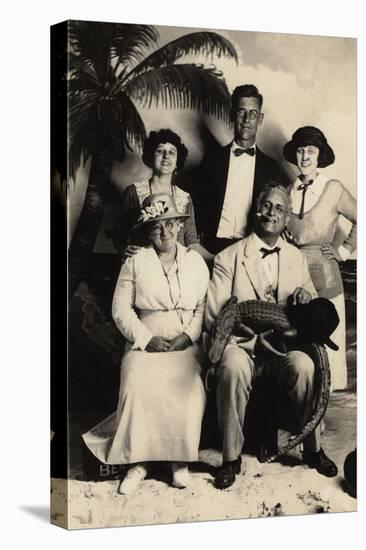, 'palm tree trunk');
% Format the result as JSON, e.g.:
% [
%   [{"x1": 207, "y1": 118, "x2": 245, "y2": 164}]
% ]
[{"x1": 68, "y1": 149, "x2": 113, "y2": 300}]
